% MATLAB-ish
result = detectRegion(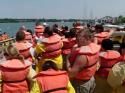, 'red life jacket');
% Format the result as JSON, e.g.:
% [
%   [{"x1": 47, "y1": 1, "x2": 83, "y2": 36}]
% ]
[
  {"x1": 96, "y1": 50, "x2": 120, "y2": 78},
  {"x1": 13, "y1": 41, "x2": 33, "y2": 62},
  {"x1": 62, "y1": 38, "x2": 76, "y2": 55},
  {"x1": 0, "y1": 59, "x2": 31, "y2": 93},
  {"x1": 41, "y1": 34, "x2": 62, "y2": 58},
  {"x1": 34, "y1": 69, "x2": 68, "y2": 93},
  {"x1": 95, "y1": 32, "x2": 109, "y2": 44},
  {"x1": 69, "y1": 43, "x2": 101, "y2": 80}
]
